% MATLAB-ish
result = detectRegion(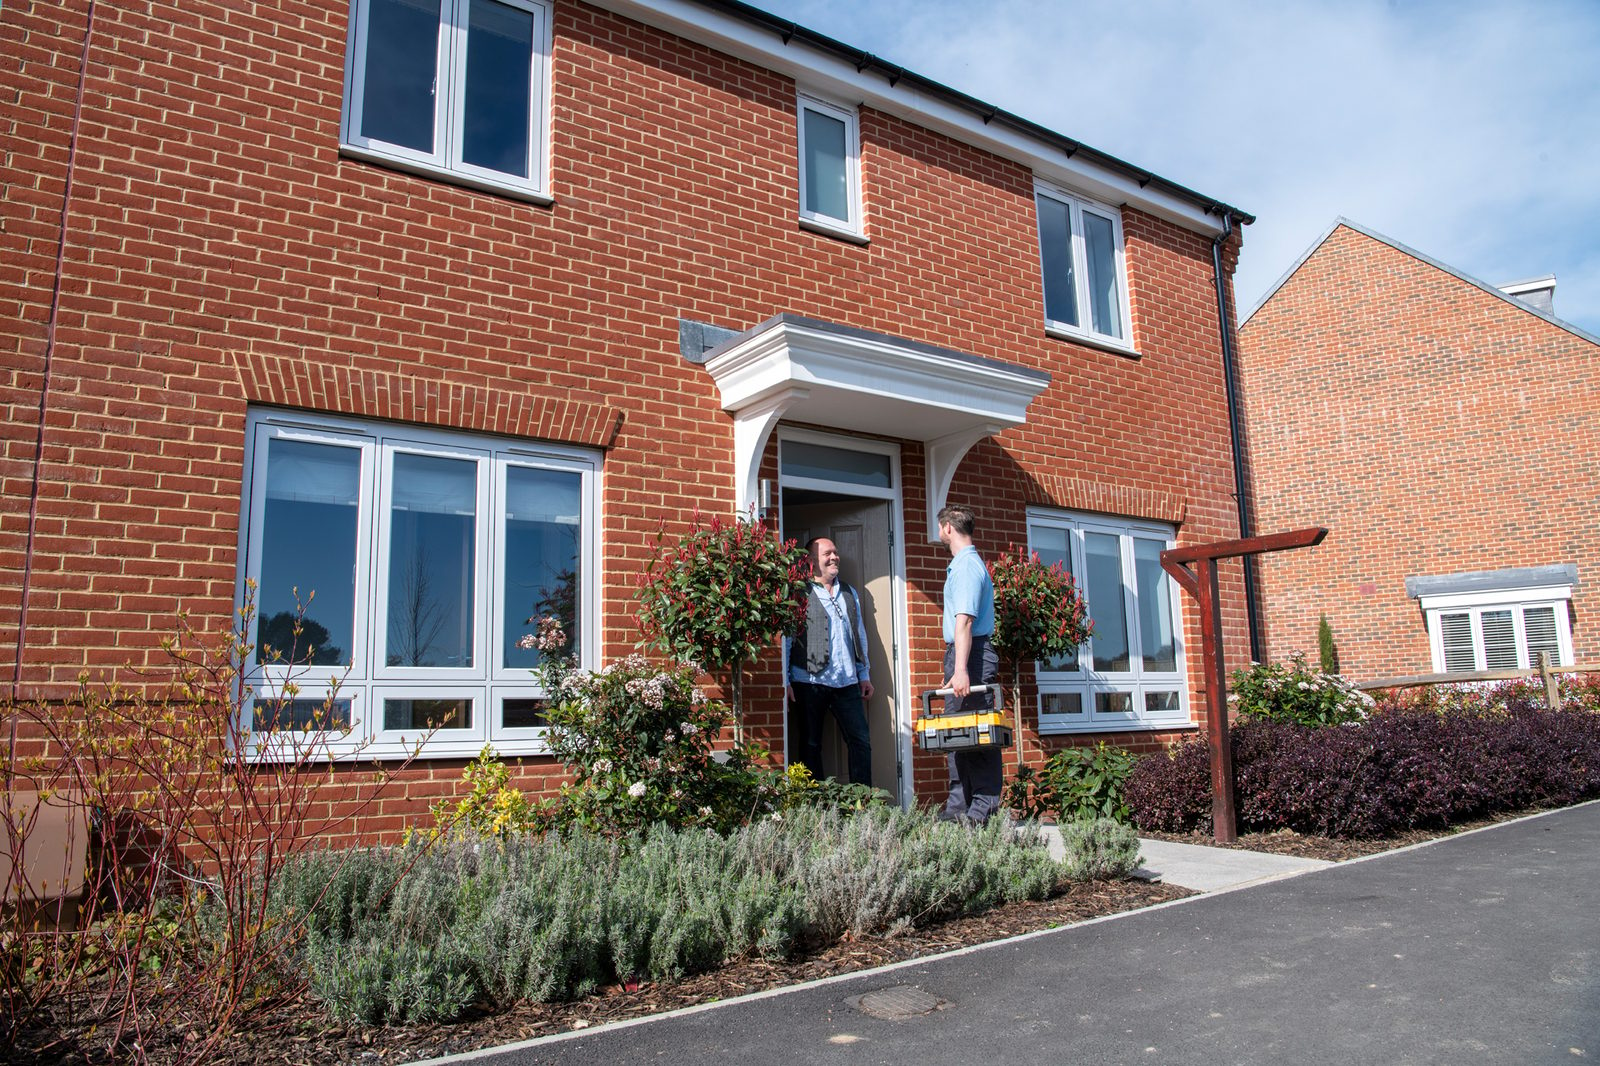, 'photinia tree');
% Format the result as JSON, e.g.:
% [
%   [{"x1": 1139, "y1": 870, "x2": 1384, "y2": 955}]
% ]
[
  {"x1": 990, "y1": 548, "x2": 1094, "y2": 736},
  {"x1": 635, "y1": 510, "x2": 811, "y2": 742}
]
